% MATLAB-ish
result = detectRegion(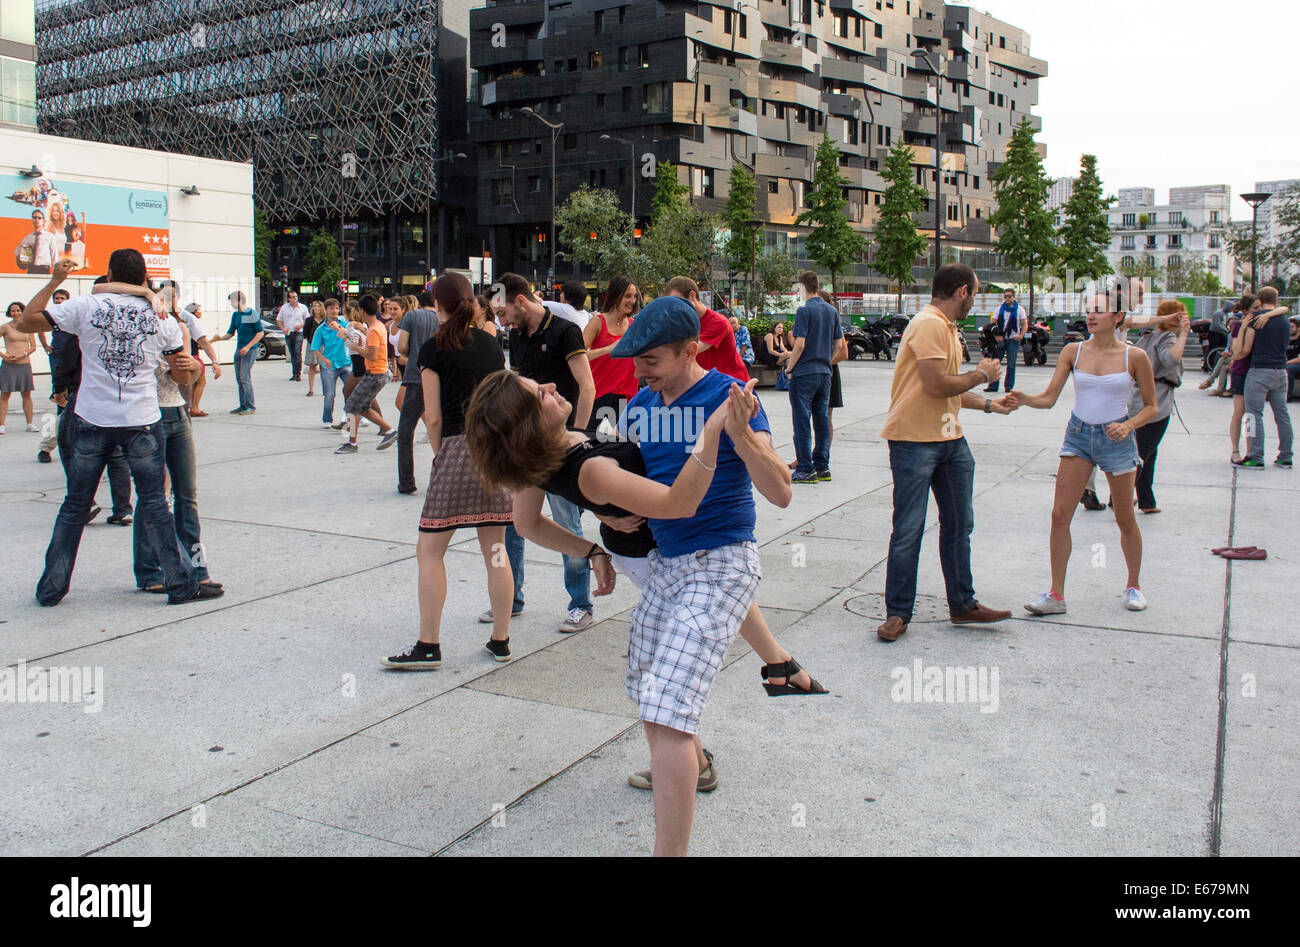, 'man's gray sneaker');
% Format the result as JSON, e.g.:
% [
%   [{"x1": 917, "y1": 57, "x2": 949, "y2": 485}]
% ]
[
  {"x1": 334, "y1": 442, "x2": 358, "y2": 454},
  {"x1": 559, "y1": 608, "x2": 594, "y2": 633},
  {"x1": 478, "y1": 607, "x2": 524, "y2": 623},
  {"x1": 376, "y1": 429, "x2": 399, "y2": 450}
]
